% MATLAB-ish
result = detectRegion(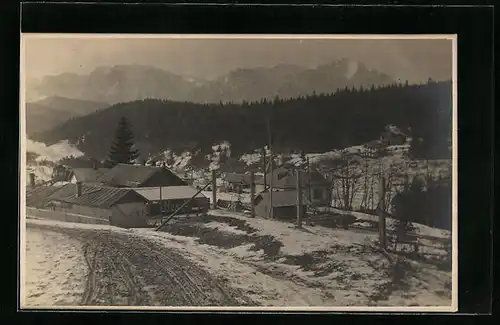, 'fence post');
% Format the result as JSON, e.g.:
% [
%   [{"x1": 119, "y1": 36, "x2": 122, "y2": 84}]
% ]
[
  {"x1": 250, "y1": 172, "x2": 255, "y2": 218},
  {"x1": 297, "y1": 170, "x2": 303, "y2": 228},
  {"x1": 212, "y1": 169, "x2": 217, "y2": 210},
  {"x1": 379, "y1": 176, "x2": 387, "y2": 249}
]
